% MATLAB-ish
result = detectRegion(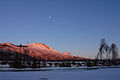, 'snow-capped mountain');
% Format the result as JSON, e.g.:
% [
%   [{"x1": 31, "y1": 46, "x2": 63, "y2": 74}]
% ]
[{"x1": 0, "y1": 42, "x2": 87, "y2": 60}]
